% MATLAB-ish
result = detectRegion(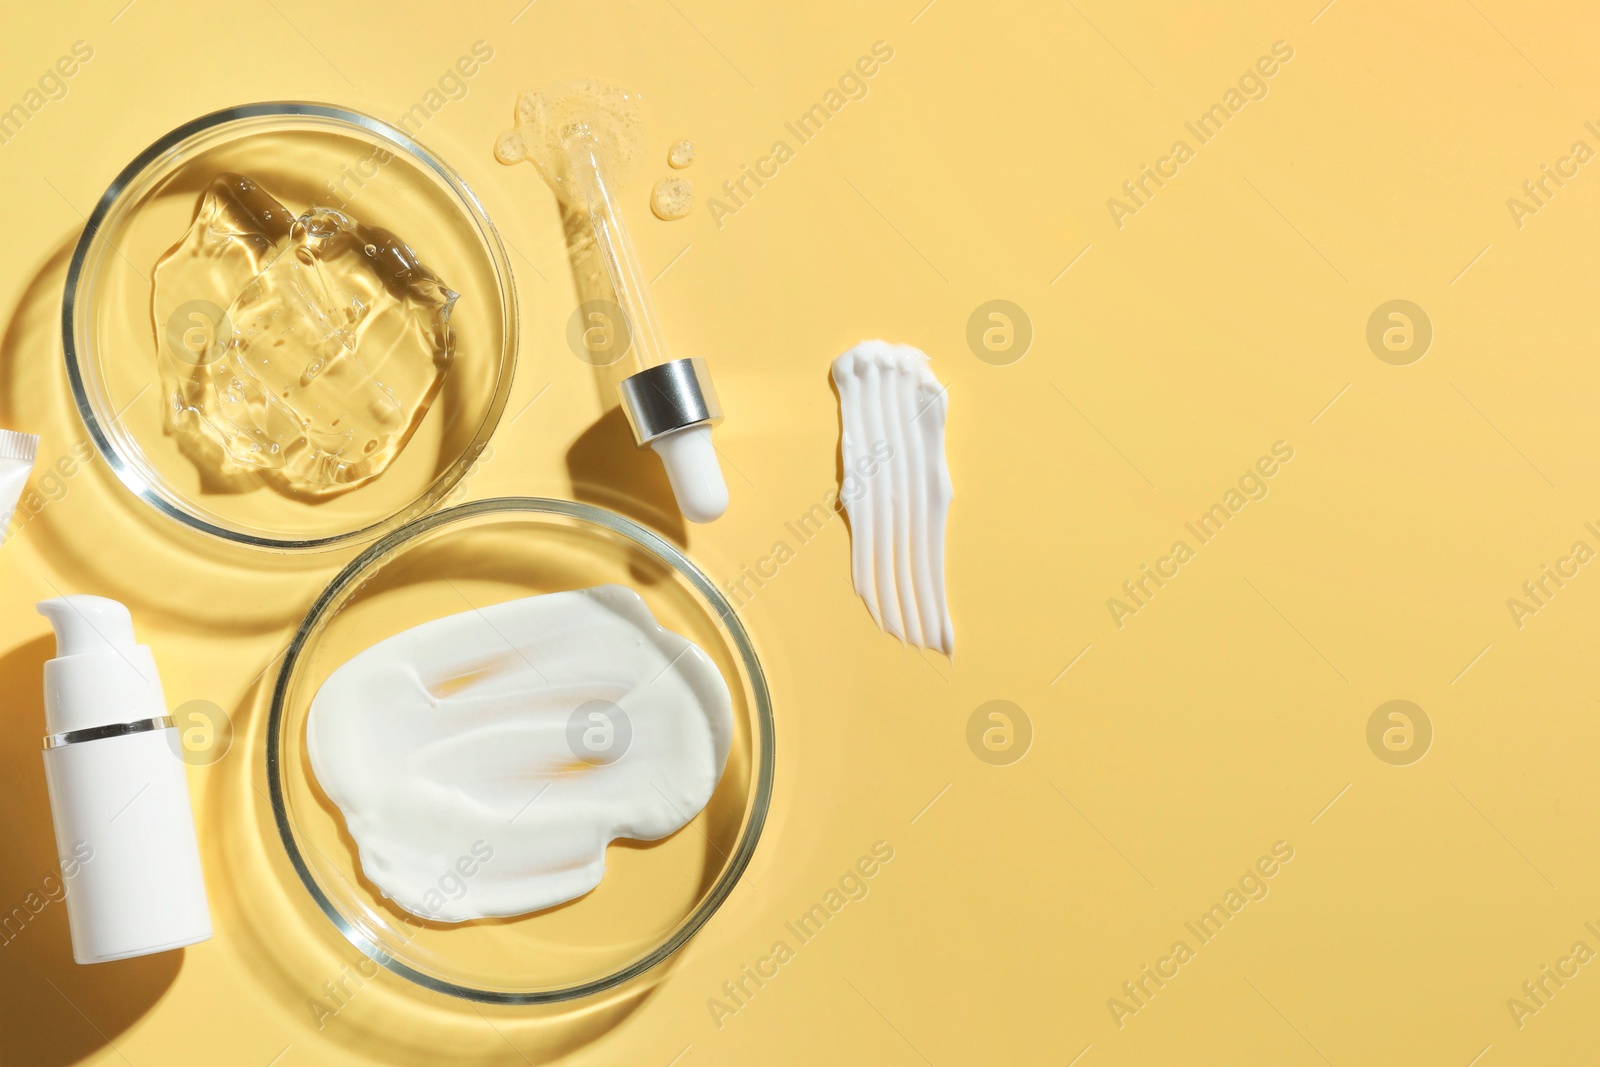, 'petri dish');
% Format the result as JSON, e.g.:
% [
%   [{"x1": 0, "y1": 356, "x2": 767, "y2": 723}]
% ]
[
  {"x1": 63, "y1": 102, "x2": 516, "y2": 550},
  {"x1": 267, "y1": 498, "x2": 774, "y2": 1002}
]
